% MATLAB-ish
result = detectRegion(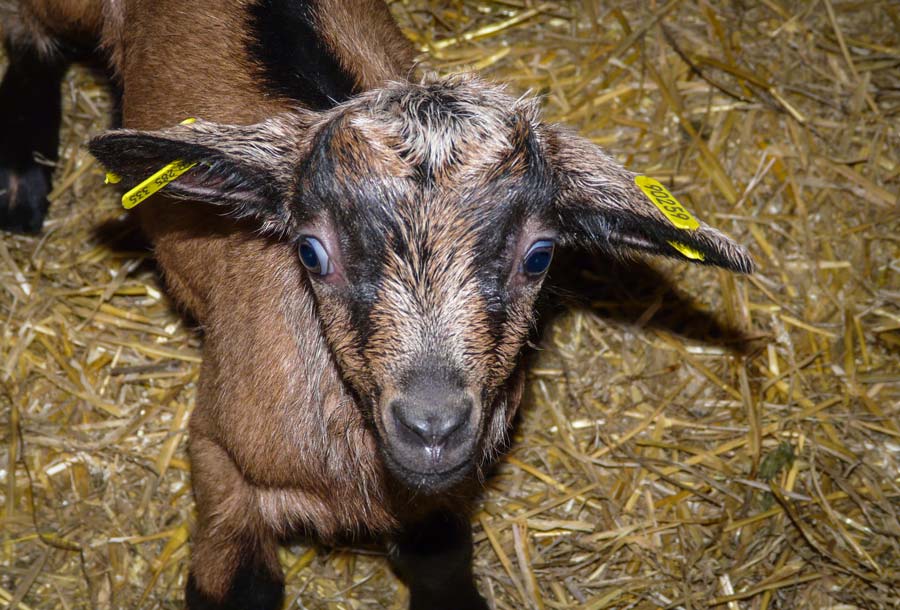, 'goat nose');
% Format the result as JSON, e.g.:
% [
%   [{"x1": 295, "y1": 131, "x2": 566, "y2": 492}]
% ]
[{"x1": 390, "y1": 396, "x2": 472, "y2": 449}]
